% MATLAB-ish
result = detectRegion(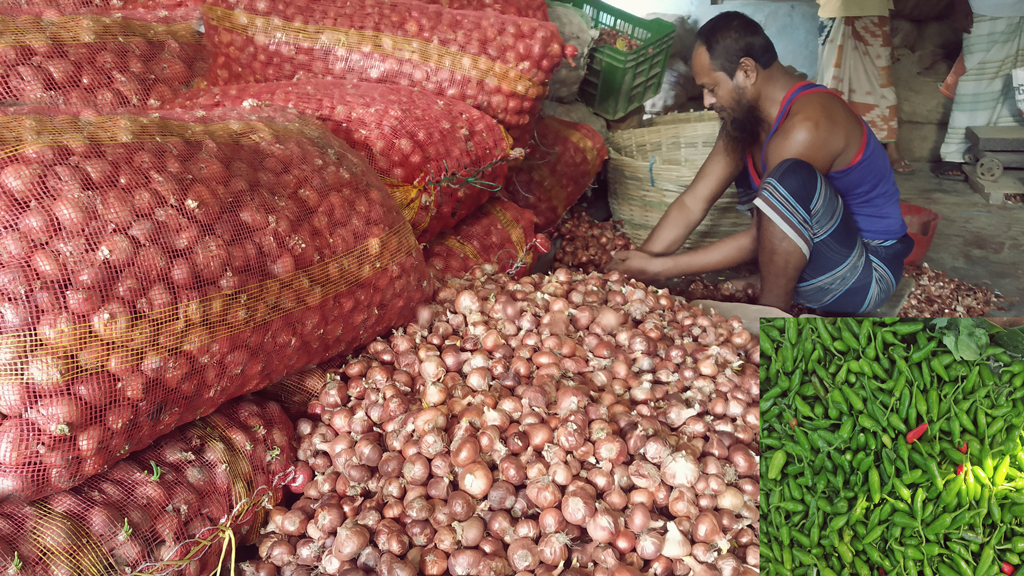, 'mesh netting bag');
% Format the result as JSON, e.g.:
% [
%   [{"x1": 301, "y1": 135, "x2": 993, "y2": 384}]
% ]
[
  {"x1": 0, "y1": 105, "x2": 430, "y2": 500},
  {"x1": 423, "y1": 199, "x2": 541, "y2": 280},
  {"x1": 0, "y1": 396, "x2": 295, "y2": 576},
  {"x1": 258, "y1": 366, "x2": 330, "y2": 416},
  {"x1": 0, "y1": 0, "x2": 198, "y2": 9},
  {"x1": 409, "y1": 0, "x2": 548, "y2": 20},
  {"x1": 163, "y1": 80, "x2": 514, "y2": 243},
  {"x1": 200, "y1": 0, "x2": 563, "y2": 129},
  {"x1": 0, "y1": 8, "x2": 206, "y2": 108},
  {"x1": 504, "y1": 116, "x2": 608, "y2": 231}
]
